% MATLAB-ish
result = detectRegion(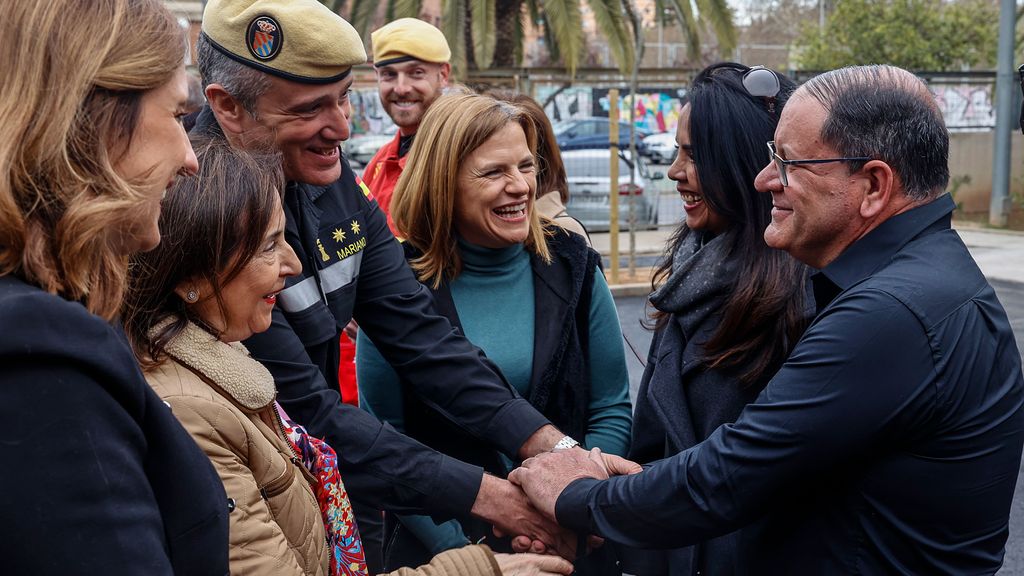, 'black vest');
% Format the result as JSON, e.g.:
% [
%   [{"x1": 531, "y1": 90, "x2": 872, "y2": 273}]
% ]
[
  {"x1": 399, "y1": 228, "x2": 599, "y2": 474},
  {"x1": 384, "y1": 229, "x2": 619, "y2": 575}
]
